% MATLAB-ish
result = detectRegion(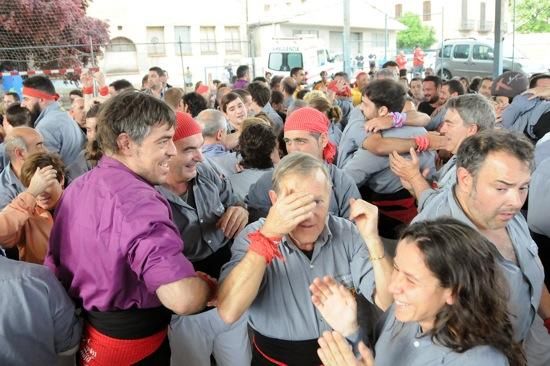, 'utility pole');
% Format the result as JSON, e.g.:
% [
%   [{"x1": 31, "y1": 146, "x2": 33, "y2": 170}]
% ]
[
  {"x1": 493, "y1": 0, "x2": 503, "y2": 78},
  {"x1": 343, "y1": 0, "x2": 352, "y2": 75}
]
